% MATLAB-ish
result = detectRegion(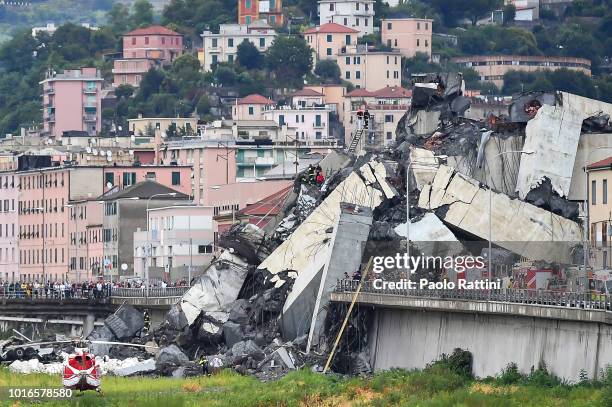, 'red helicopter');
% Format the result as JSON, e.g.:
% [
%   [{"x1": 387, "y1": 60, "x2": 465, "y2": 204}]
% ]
[{"x1": 3, "y1": 338, "x2": 157, "y2": 394}]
